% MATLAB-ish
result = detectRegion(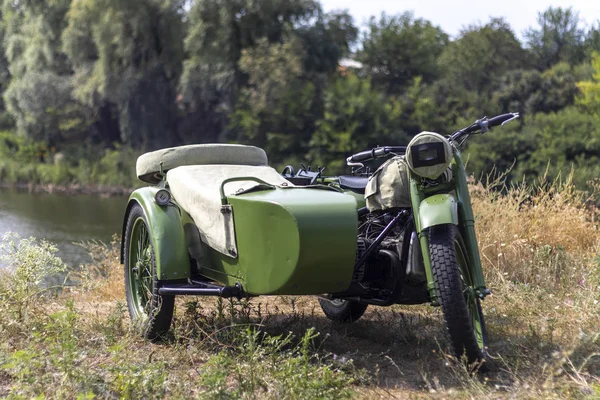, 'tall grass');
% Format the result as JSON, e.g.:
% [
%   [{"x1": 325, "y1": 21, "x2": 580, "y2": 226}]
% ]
[{"x1": 0, "y1": 176, "x2": 599, "y2": 398}]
